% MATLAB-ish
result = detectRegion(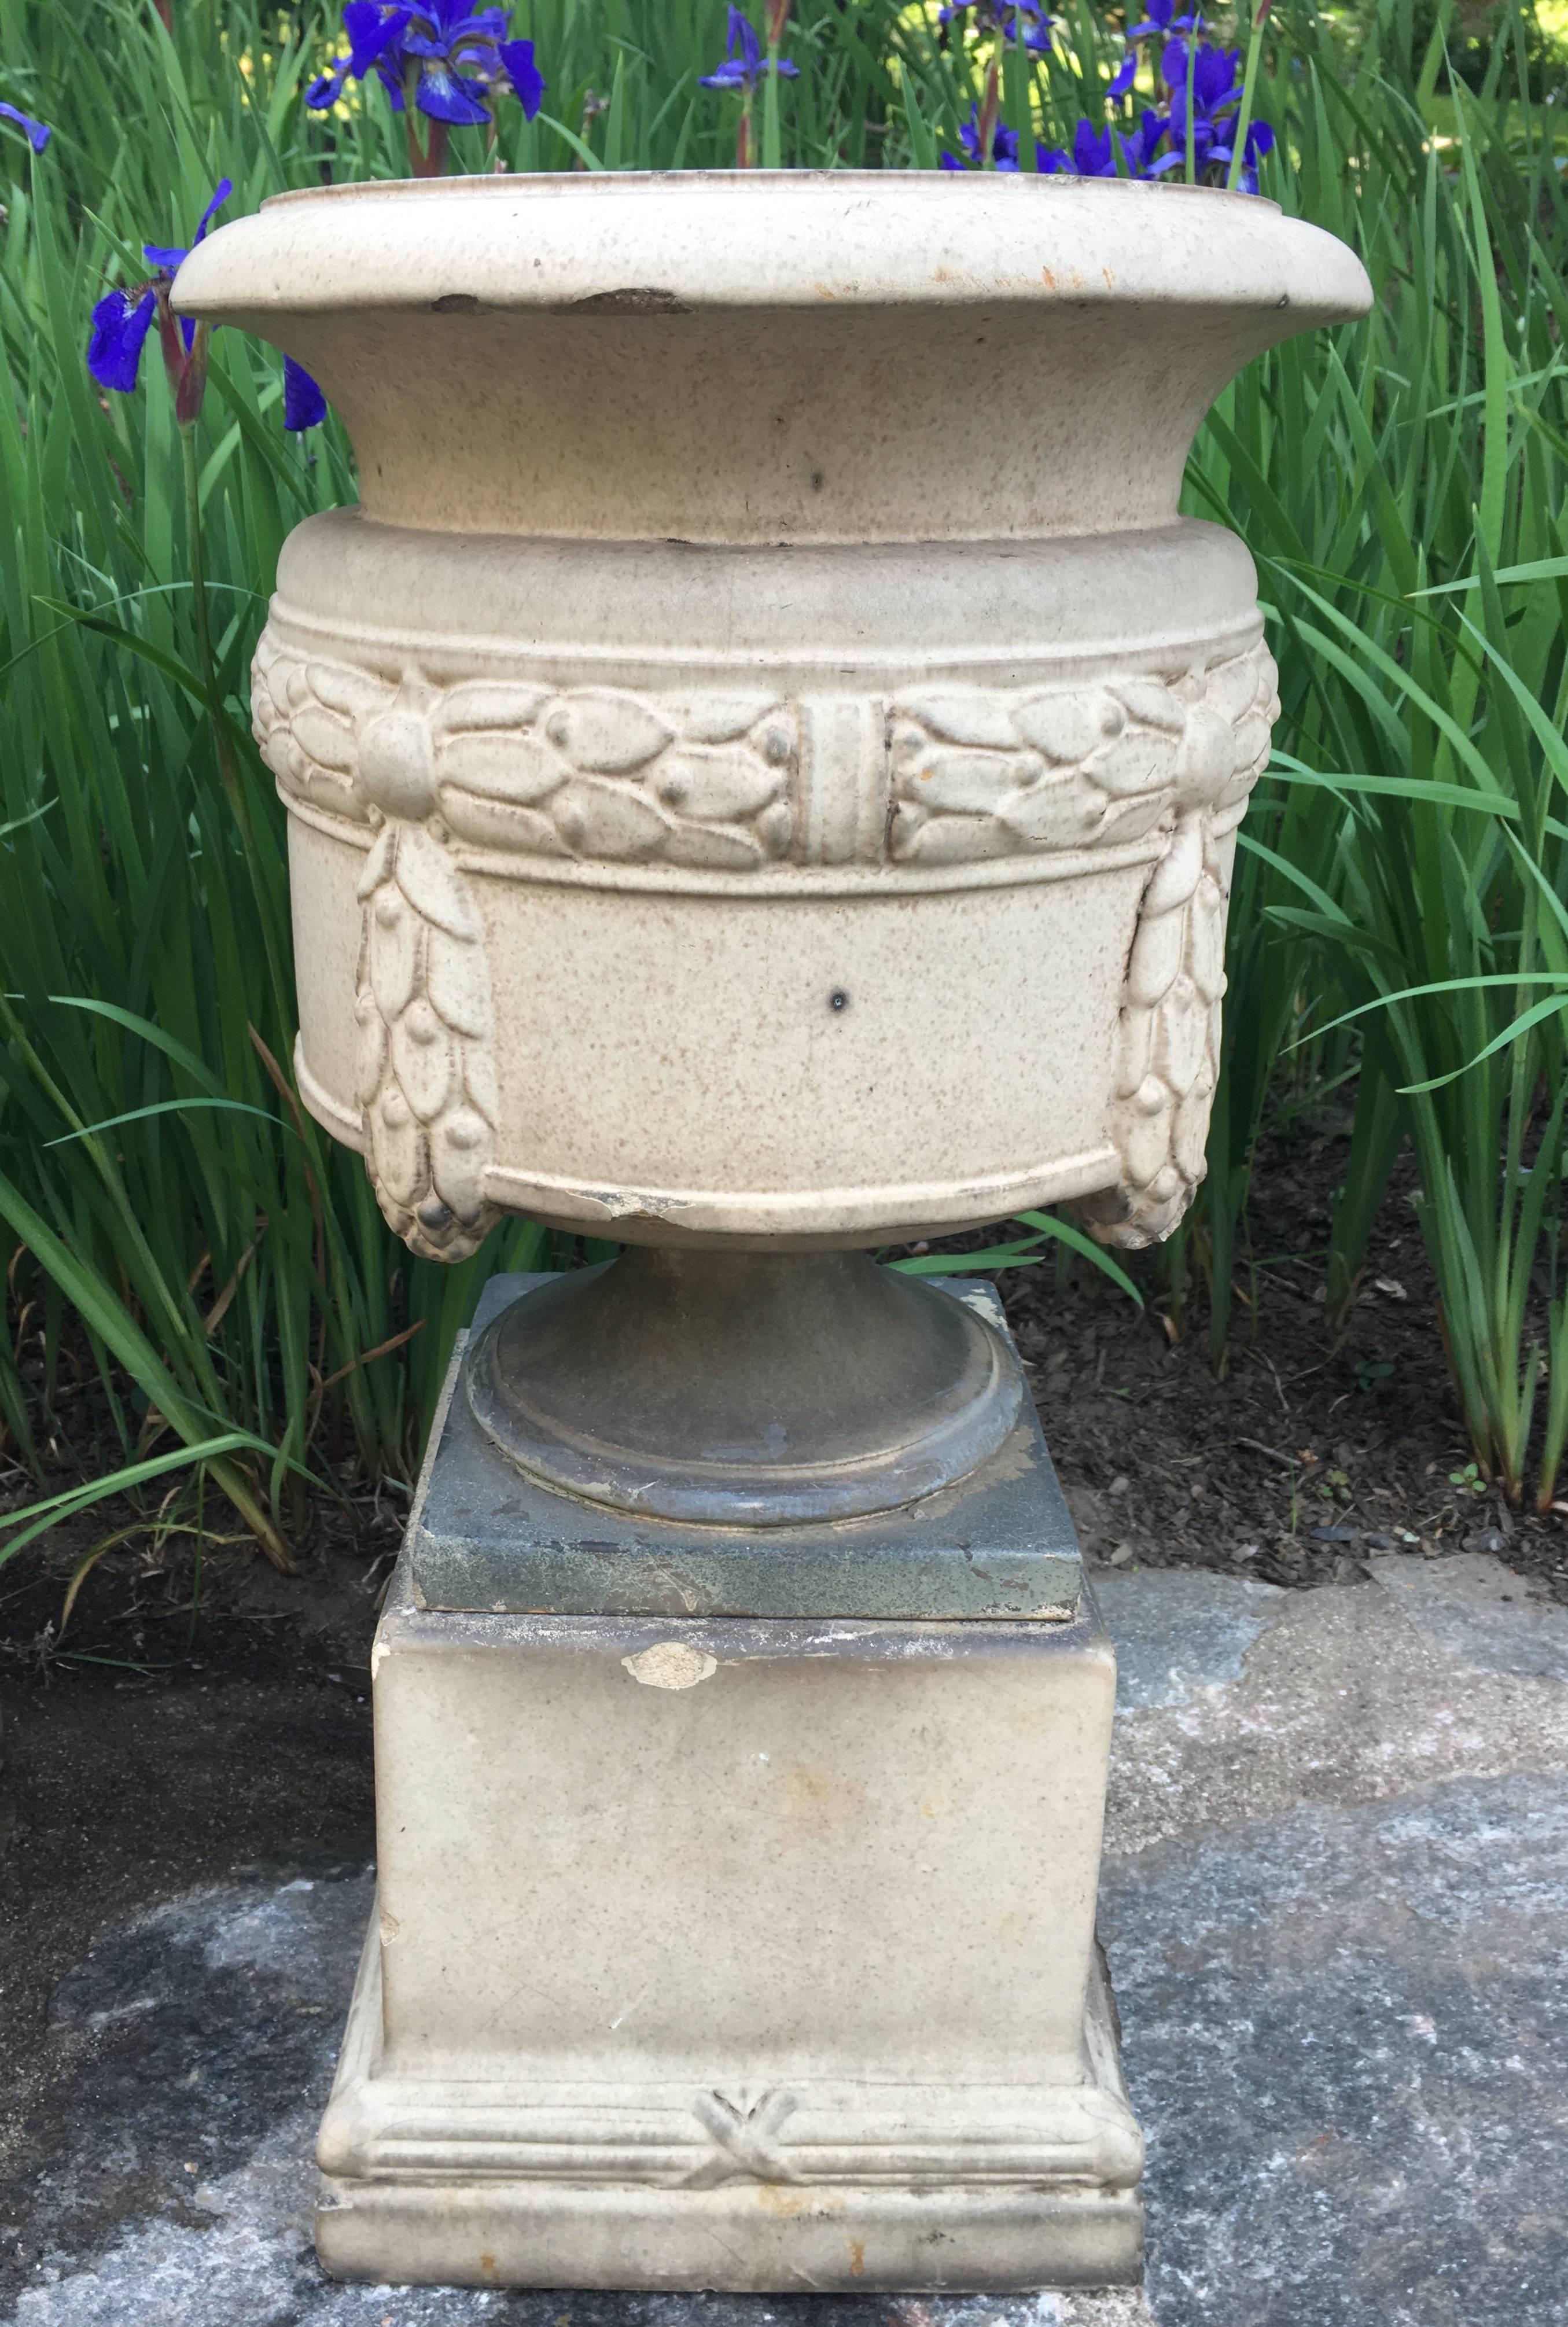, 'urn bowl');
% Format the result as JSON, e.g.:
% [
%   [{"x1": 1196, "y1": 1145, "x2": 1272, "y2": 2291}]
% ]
[
  {"x1": 176, "y1": 171, "x2": 1370, "y2": 1261},
  {"x1": 176, "y1": 172, "x2": 1369, "y2": 1524}
]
